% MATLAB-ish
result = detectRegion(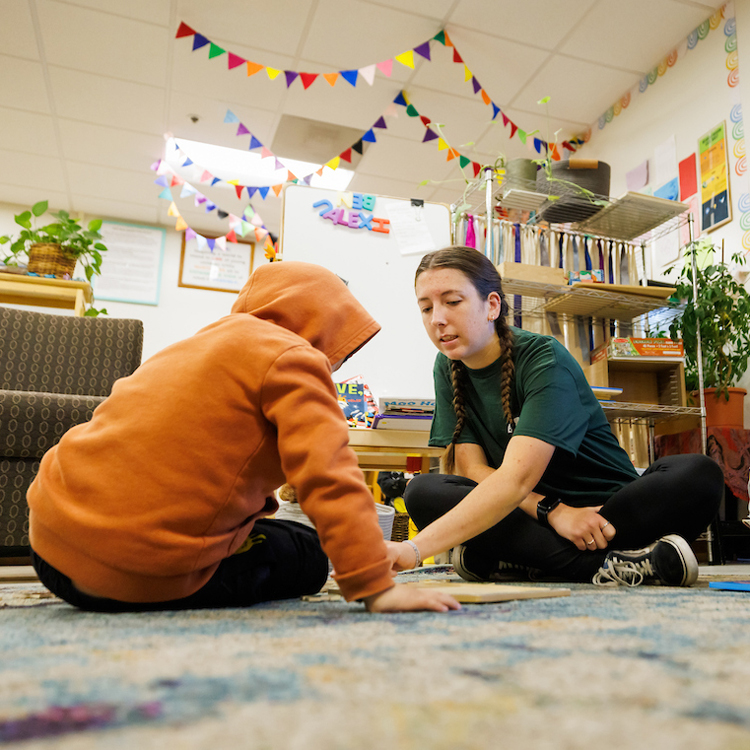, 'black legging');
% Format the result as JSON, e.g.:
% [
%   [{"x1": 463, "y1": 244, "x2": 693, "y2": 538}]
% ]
[{"x1": 404, "y1": 454, "x2": 724, "y2": 583}]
